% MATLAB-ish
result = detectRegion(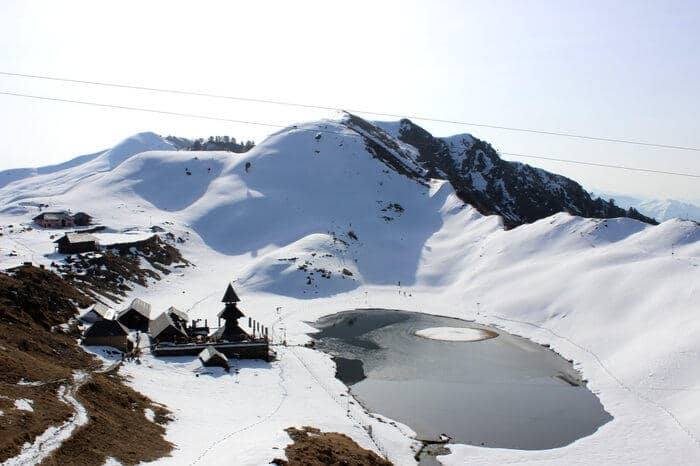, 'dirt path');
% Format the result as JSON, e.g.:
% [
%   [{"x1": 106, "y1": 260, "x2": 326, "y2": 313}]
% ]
[{"x1": 3, "y1": 371, "x2": 90, "y2": 466}]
